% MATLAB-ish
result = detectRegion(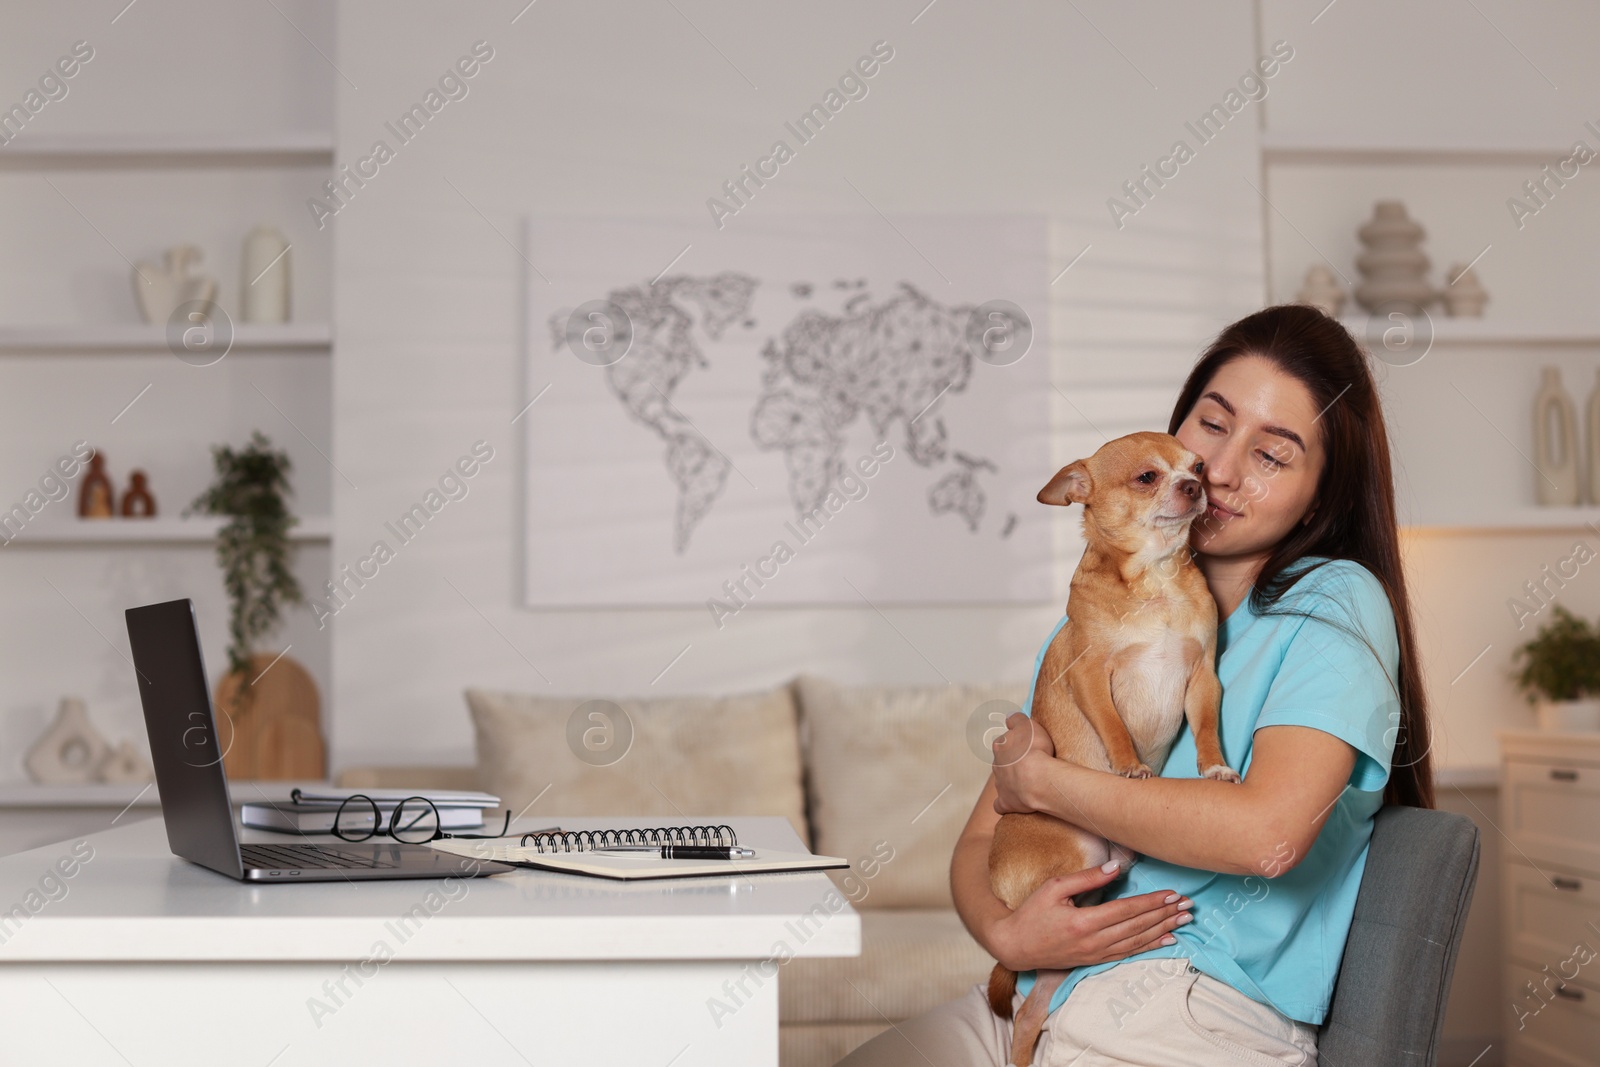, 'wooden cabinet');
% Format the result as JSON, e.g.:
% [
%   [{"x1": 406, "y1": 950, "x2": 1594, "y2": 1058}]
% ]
[{"x1": 1500, "y1": 731, "x2": 1600, "y2": 1066}]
